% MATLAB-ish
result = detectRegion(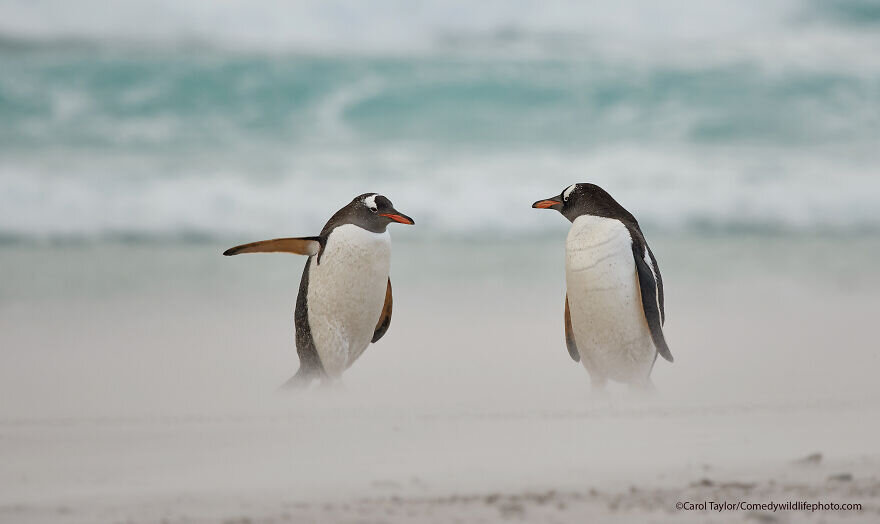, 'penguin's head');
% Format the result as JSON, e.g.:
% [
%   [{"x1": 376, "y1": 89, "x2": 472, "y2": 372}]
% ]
[
  {"x1": 532, "y1": 183, "x2": 635, "y2": 224},
  {"x1": 349, "y1": 193, "x2": 415, "y2": 232}
]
